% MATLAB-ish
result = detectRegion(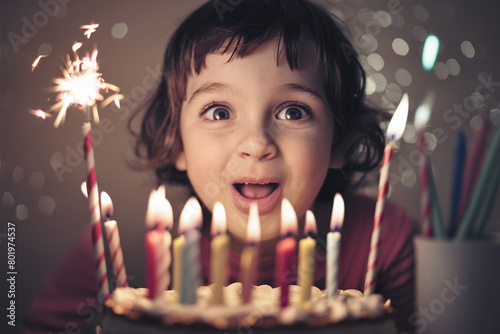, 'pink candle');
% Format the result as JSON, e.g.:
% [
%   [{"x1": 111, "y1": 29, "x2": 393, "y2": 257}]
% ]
[
  {"x1": 413, "y1": 93, "x2": 434, "y2": 238},
  {"x1": 364, "y1": 94, "x2": 408, "y2": 295},
  {"x1": 82, "y1": 122, "x2": 109, "y2": 301},
  {"x1": 145, "y1": 186, "x2": 173, "y2": 299},
  {"x1": 101, "y1": 191, "x2": 128, "y2": 288},
  {"x1": 275, "y1": 198, "x2": 298, "y2": 308},
  {"x1": 417, "y1": 129, "x2": 432, "y2": 238}
]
